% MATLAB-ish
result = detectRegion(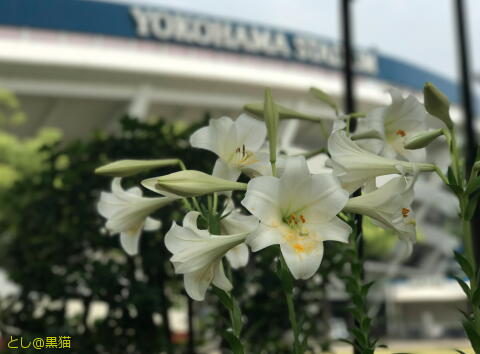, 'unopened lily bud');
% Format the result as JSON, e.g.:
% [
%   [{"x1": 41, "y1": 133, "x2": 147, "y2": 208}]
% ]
[
  {"x1": 310, "y1": 87, "x2": 339, "y2": 115},
  {"x1": 264, "y1": 88, "x2": 279, "y2": 167},
  {"x1": 142, "y1": 170, "x2": 247, "y2": 197},
  {"x1": 404, "y1": 129, "x2": 444, "y2": 149},
  {"x1": 95, "y1": 159, "x2": 179, "y2": 177},
  {"x1": 424, "y1": 82, "x2": 453, "y2": 129},
  {"x1": 244, "y1": 102, "x2": 323, "y2": 122}
]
